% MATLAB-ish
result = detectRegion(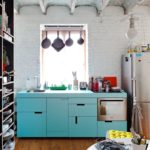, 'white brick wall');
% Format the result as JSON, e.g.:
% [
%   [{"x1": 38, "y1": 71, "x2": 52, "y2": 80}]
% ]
[{"x1": 14, "y1": 5, "x2": 150, "y2": 90}]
